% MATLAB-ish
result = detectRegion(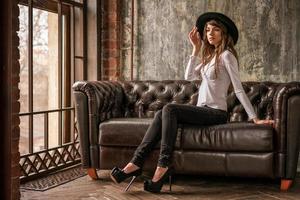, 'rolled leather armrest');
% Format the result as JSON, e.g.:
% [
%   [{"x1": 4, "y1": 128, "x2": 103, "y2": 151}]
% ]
[
  {"x1": 72, "y1": 81, "x2": 124, "y2": 168},
  {"x1": 273, "y1": 82, "x2": 300, "y2": 179}
]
